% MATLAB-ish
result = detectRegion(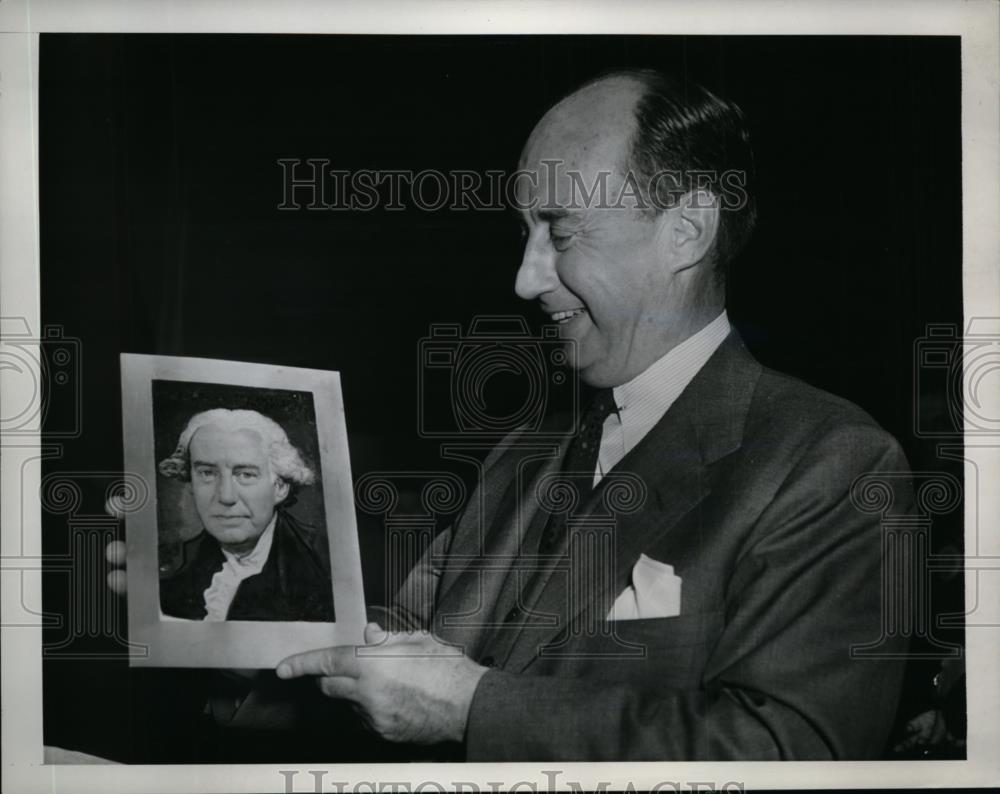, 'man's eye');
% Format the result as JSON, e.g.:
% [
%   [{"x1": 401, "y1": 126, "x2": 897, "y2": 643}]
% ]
[
  {"x1": 549, "y1": 229, "x2": 573, "y2": 250},
  {"x1": 235, "y1": 470, "x2": 259, "y2": 483},
  {"x1": 193, "y1": 467, "x2": 216, "y2": 481}
]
